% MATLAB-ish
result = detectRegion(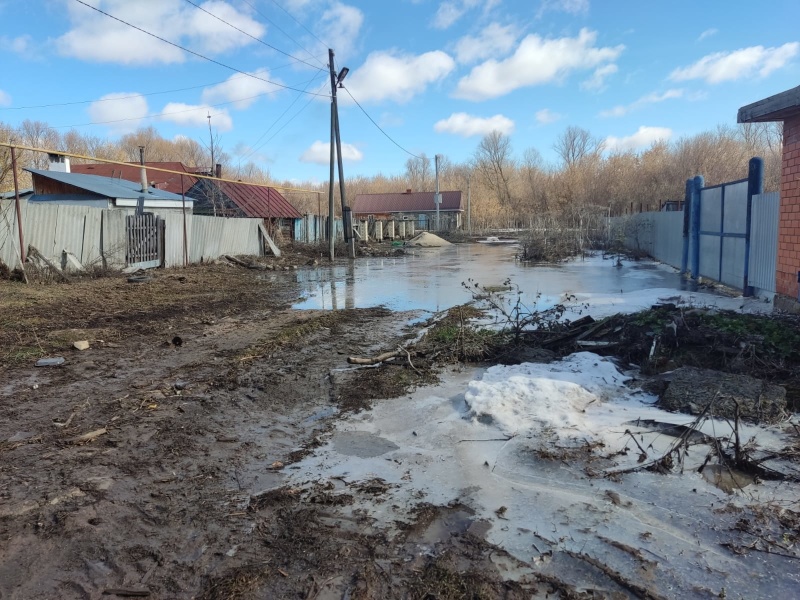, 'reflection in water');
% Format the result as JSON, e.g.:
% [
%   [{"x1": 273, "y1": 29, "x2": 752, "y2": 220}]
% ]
[
  {"x1": 294, "y1": 245, "x2": 687, "y2": 312},
  {"x1": 301, "y1": 263, "x2": 356, "y2": 310}
]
